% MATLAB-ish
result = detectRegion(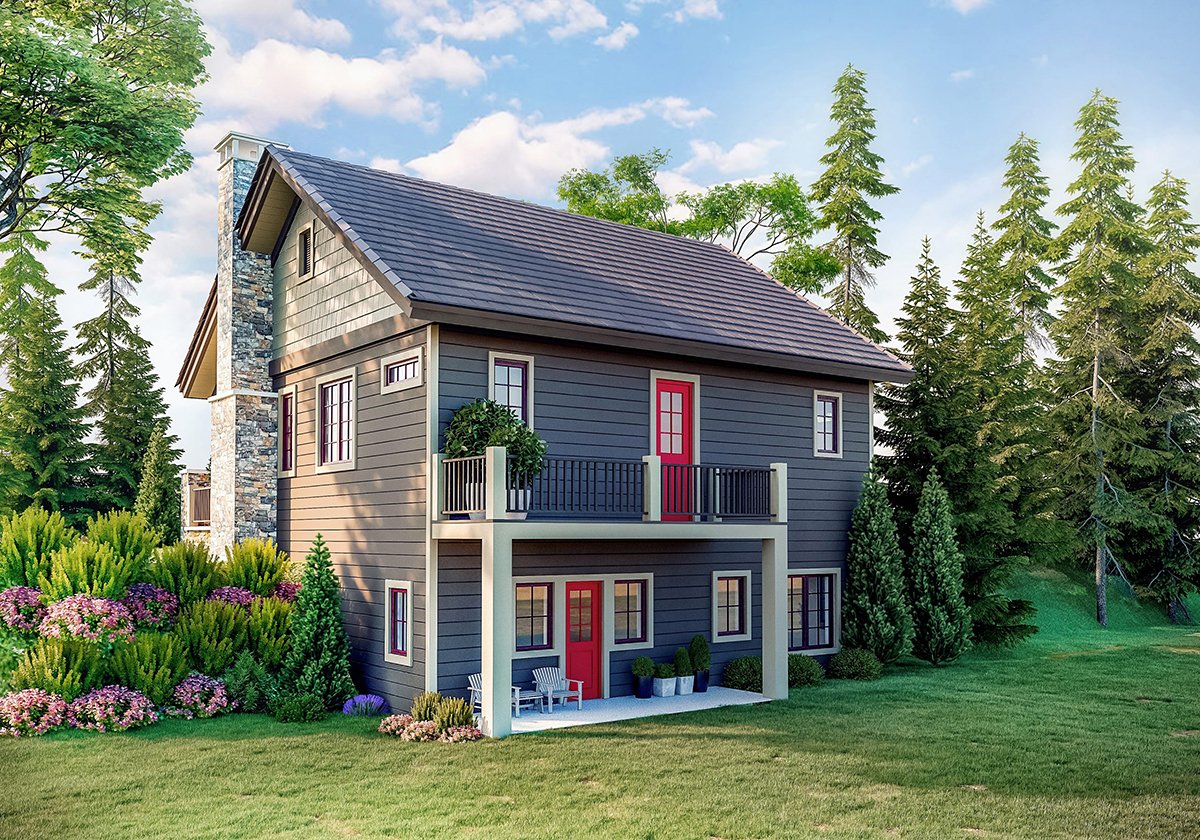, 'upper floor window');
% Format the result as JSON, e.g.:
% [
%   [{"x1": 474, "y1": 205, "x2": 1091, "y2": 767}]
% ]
[
  {"x1": 380, "y1": 347, "x2": 423, "y2": 395},
  {"x1": 814, "y1": 391, "x2": 842, "y2": 457},
  {"x1": 279, "y1": 387, "x2": 296, "y2": 476},
  {"x1": 788, "y1": 573, "x2": 836, "y2": 651},
  {"x1": 316, "y1": 368, "x2": 356, "y2": 472},
  {"x1": 489, "y1": 352, "x2": 534, "y2": 426},
  {"x1": 713, "y1": 571, "x2": 751, "y2": 642},
  {"x1": 298, "y1": 225, "x2": 313, "y2": 278},
  {"x1": 613, "y1": 579, "x2": 648, "y2": 644},
  {"x1": 515, "y1": 582, "x2": 552, "y2": 651}
]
